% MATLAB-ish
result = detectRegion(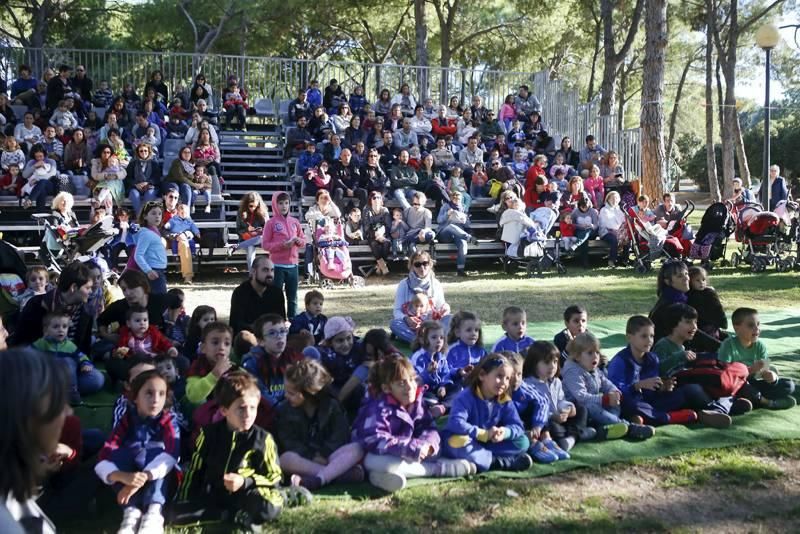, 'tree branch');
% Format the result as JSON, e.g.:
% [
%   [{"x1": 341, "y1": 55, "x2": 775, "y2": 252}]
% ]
[
  {"x1": 740, "y1": 0, "x2": 784, "y2": 33},
  {"x1": 450, "y1": 16, "x2": 525, "y2": 54},
  {"x1": 612, "y1": 0, "x2": 645, "y2": 63}
]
